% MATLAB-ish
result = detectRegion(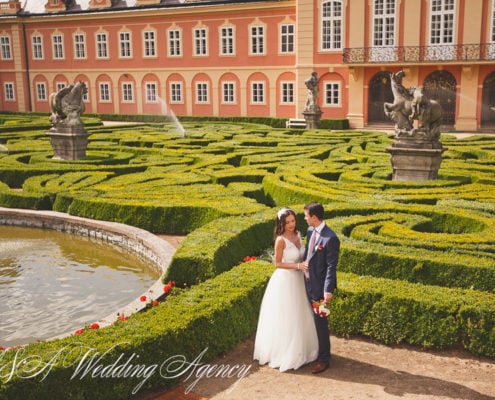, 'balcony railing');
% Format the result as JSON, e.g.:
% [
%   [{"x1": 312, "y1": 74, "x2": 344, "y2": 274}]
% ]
[{"x1": 343, "y1": 43, "x2": 495, "y2": 64}]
